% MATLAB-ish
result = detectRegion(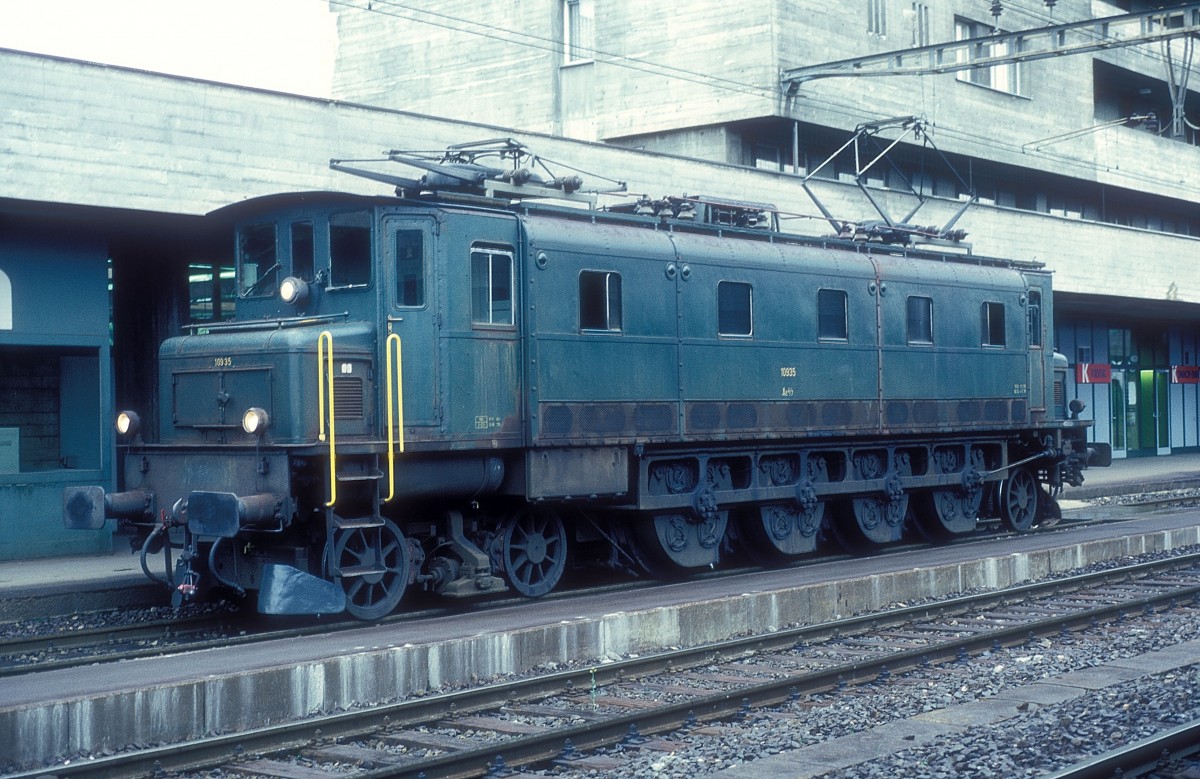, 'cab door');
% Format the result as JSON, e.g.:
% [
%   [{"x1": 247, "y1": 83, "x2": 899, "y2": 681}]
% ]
[{"x1": 382, "y1": 216, "x2": 441, "y2": 438}]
